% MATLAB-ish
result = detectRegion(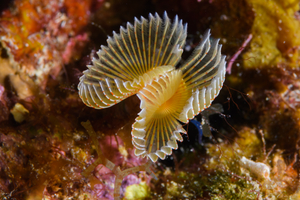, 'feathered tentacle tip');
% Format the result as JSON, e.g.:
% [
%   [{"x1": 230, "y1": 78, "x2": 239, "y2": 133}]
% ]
[{"x1": 78, "y1": 12, "x2": 226, "y2": 162}]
